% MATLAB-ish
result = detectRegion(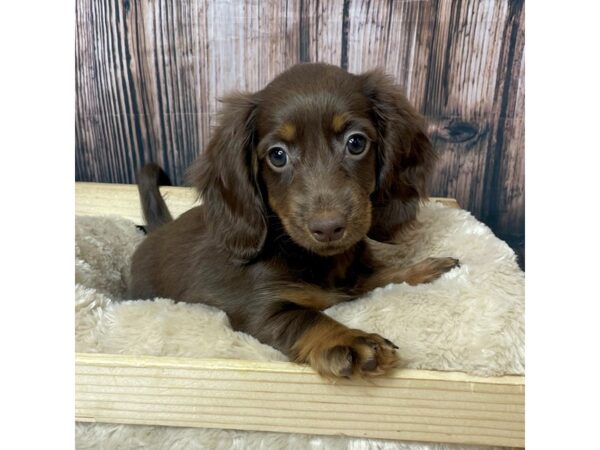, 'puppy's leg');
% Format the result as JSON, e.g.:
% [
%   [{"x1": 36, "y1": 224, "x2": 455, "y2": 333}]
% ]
[
  {"x1": 253, "y1": 289, "x2": 399, "y2": 378},
  {"x1": 358, "y1": 257, "x2": 460, "y2": 292},
  {"x1": 364, "y1": 237, "x2": 413, "y2": 265}
]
